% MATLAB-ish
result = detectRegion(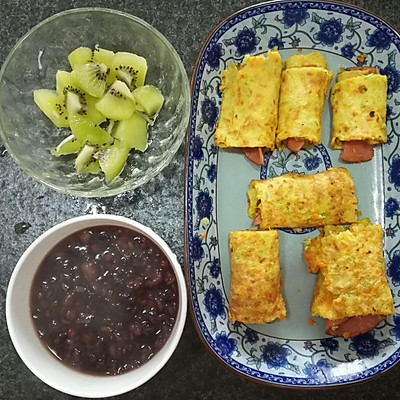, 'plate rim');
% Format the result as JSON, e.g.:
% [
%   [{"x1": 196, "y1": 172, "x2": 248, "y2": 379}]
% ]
[{"x1": 184, "y1": 0, "x2": 400, "y2": 389}]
